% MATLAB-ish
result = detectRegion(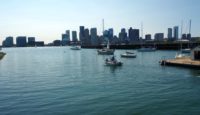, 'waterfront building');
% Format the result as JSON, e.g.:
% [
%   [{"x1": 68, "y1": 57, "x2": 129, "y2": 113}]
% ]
[
  {"x1": 53, "y1": 40, "x2": 61, "y2": 46},
  {"x1": 2, "y1": 36, "x2": 14, "y2": 47},
  {"x1": 182, "y1": 34, "x2": 187, "y2": 39},
  {"x1": 35, "y1": 41, "x2": 44, "y2": 46},
  {"x1": 168, "y1": 28, "x2": 173, "y2": 40},
  {"x1": 79, "y1": 26, "x2": 85, "y2": 43},
  {"x1": 16, "y1": 36, "x2": 27, "y2": 47},
  {"x1": 145, "y1": 34, "x2": 151, "y2": 40},
  {"x1": 28, "y1": 37, "x2": 35, "y2": 46},
  {"x1": 72, "y1": 31, "x2": 78, "y2": 42},
  {"x1": 187, "y1": 34, "x2": 191, "y2": 40},
  {"x1": 90, "y1": 28, "x2": 98, "y2": 46},
  {"x1": 174, "y1": 26, "x2": 179, "y2": 40},
  {"x1": 119, "y1": 28, "x2": 128, "y2": 44},
  {"x1": 85, "y1": 28, "x2": 90, "y2": 45},
  {"x1": 108, "y1": 28, "x2": 114, "y2": 40},
  {"x1": 154, "y1": 33, "x2": 164, "y2": 41},
  {"x1": 128, "y1": 27, "x2": 140, "y2": 43}
]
